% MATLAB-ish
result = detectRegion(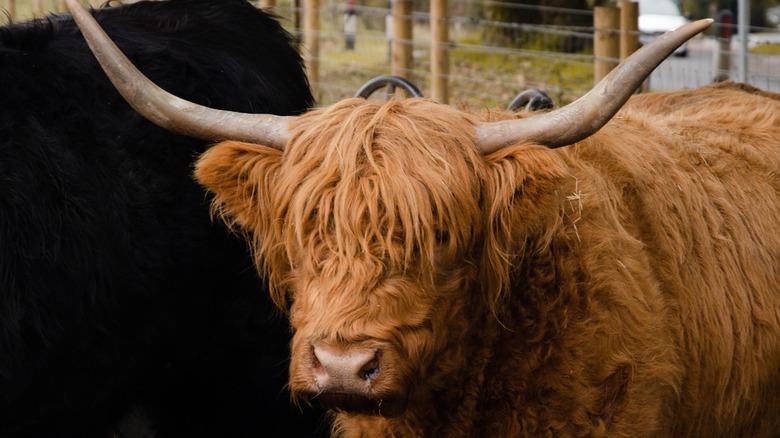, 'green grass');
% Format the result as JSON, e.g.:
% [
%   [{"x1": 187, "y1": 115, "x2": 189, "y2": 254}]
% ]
[
  {"x1": 3, "y1": 0, "x2": 63, "y2": 24},
  {"x1": 447, "y1": 42, "x2": 594, "y2": 107},
  {"x1": 750, "y1": 43, "x2": 780, "y2": 55},
  {"x1": 313, "y1": 23, "x2": 595, "y2": 108}
]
